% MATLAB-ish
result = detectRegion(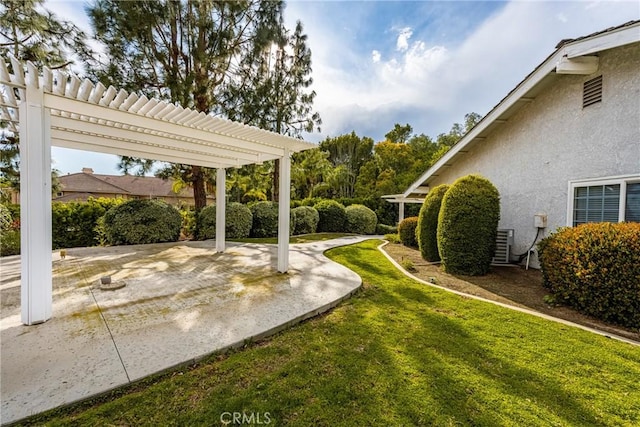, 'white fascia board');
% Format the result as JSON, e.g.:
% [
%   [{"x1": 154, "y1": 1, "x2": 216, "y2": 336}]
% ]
[{"x1": 564, "y1": 22, "x2": 640, "y2": 58}]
